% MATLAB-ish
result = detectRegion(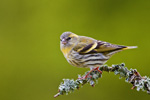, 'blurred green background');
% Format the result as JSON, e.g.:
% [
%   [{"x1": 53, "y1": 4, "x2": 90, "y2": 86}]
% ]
[{"x1": 0, "y1": 0, "x2": 150, "y2": 100}]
